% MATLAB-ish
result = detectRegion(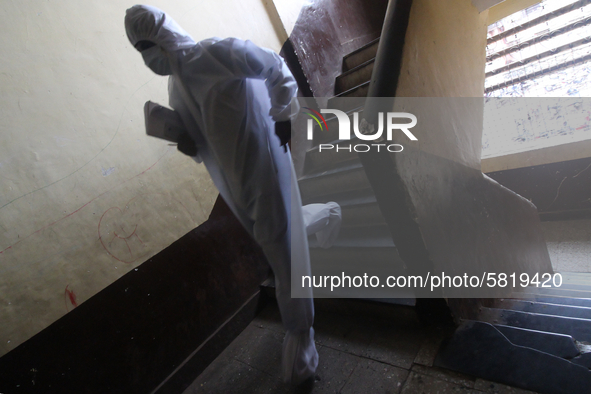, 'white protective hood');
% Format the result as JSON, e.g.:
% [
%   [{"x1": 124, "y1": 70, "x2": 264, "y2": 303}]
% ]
[{"x1": 125, "y1": 5, "x2": 196, "y2": 51}]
